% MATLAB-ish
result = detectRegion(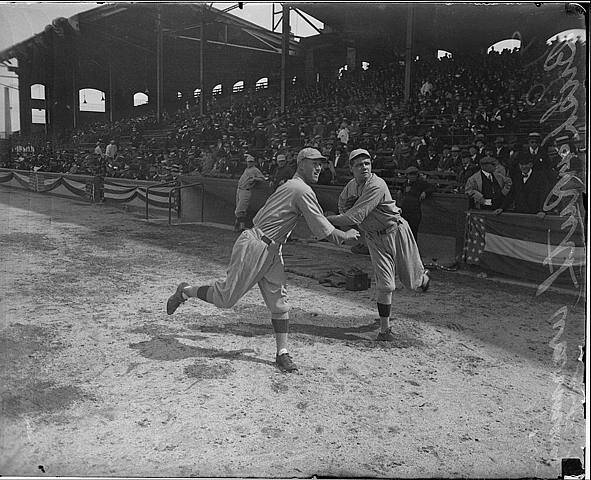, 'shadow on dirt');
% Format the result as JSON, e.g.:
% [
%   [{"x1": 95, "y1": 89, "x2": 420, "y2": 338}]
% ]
[
  {"x1": 188, "y1": 319, "x2": 423, "y2": 349},
  {"x1": 129, "y1": 335, "x2": 275, "y2": 367}
]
